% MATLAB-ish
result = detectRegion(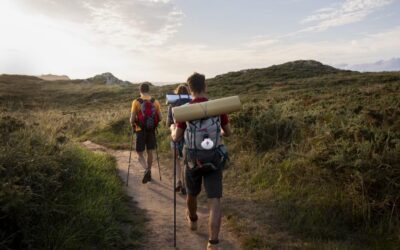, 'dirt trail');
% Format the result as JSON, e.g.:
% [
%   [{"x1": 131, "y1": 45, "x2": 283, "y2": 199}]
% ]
[{"x1": 83, "y1": 141, "x2": 240, "y2": 250}]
